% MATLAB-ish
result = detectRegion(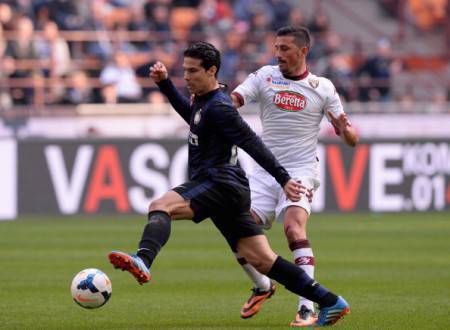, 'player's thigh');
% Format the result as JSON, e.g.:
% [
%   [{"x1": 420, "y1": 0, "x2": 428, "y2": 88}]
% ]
[
  {"x1": 249, "y1": 170, "x2": 278, "y2": 229},
  {"x1": 275, "y1": 176, "x2": 317, "y2": 222},
  {"x1": 172, "y1": 180, "x2": 231, "y2": 222},
  {"x1": 211, "y1": 210, "x2": 263, "y2": 252},
  {"x1": 149, "y1": 190, "x2": 194, "y2": 220}
]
